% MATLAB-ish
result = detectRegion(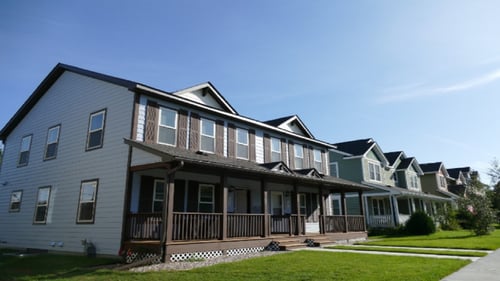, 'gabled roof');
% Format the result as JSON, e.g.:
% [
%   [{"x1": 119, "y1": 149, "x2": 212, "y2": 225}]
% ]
[
  {"x1": 173, "y1": 82, "x2": 238, "y2": 115},
  {"x1": 384, "y1": 151, "x2": 404, "y2": 167},
  {"x1": 259, "y1": 161, "x2": 294, "y2": 174},
  {"x1": 334, "y1": 138, "x2": 375, "y2": 156},
  {"x1": 294, "y1": 168, "x2": 323, "y2": 178},
  {"x1": 397, "y1": 157, "x2": 424, "y2": 175},
  {"x1": 264, "y1": 115, "x2": 314, "y2": 138},
  {"x1": 447, "y1": 167, "x2": 471, "y2": 179},
  {"x1": 419, "y1": 162, "x2": 443, "y2": 173}
]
